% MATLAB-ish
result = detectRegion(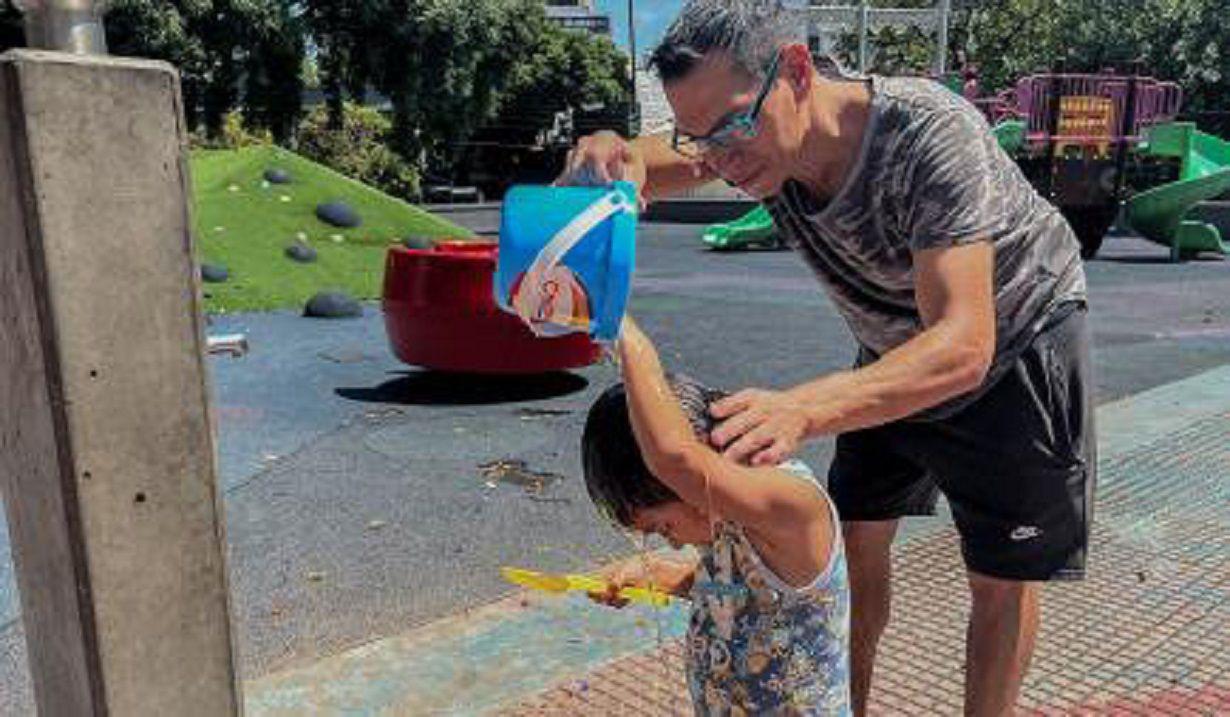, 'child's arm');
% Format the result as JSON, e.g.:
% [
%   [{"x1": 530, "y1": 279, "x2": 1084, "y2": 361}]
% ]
[{"x1": 617, "y1": 319, "x2": 835, "y2": 582}]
